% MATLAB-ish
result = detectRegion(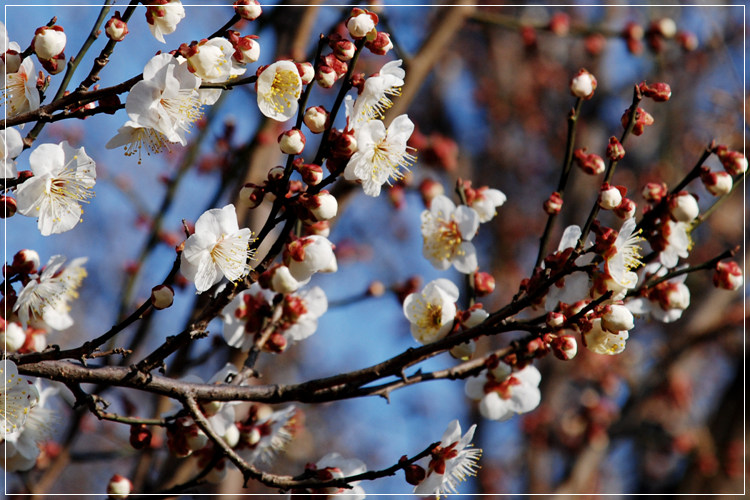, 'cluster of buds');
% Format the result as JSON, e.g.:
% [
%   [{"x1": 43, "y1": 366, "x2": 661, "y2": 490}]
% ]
[
  {"x1": 32, "y1": 24, "x2": 66, "y2": 74},
  {"x1": 713, "y1": 145, "x2": 748, "y2": 176},
  {"x1": 574, "y1": 148, "x2": 605, "y2": 175},
  {"x1": 227, "y1": 30, "x2": 260, "y2": 65}
]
